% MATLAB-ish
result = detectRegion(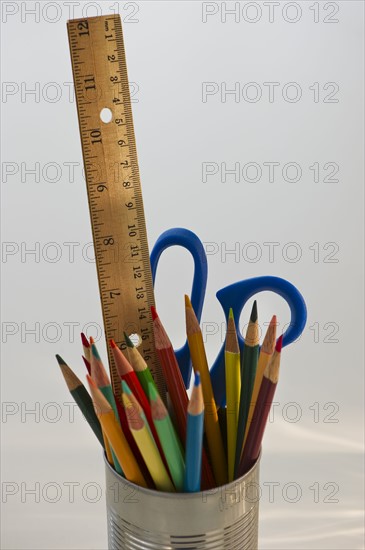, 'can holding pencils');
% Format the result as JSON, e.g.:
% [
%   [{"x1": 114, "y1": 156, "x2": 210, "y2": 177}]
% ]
[{"x1": 105, "y1": 453, "x2": 260, "y2": 550}]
